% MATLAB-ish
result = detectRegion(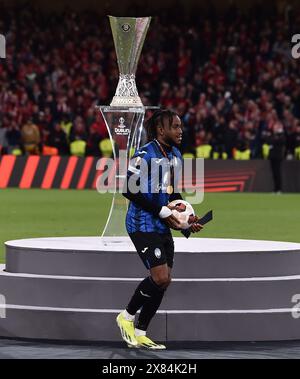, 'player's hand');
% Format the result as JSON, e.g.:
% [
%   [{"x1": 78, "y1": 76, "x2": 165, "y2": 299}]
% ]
[
  {"x1": 164, "y1": 214, "x2": 181, "y2": 230},
  {"x1": 167, "y1": 203, "x2": 186, "y2": 212},
  {"x1": 189, "y1": 215, "x2": 203, "y2": 233}
]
